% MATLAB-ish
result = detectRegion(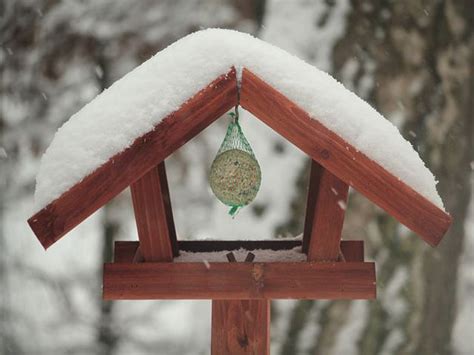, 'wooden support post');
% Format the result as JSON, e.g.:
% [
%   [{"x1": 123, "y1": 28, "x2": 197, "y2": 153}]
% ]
[
  {"x1": 157, "y1": 161, "x2": 179, "y2": 257},
  {"x1": 303, "y1": 160, "x2": 349, "y2": 261},
  {"x1": 130, "y1": 161, "x2": 178, "y2": 262},
  {"x1": 212, "y1": 300, "x2": 270, "y2": 355},
  {"x1": 215, "y1": 249, "x2": 269, "y2": 355}
]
